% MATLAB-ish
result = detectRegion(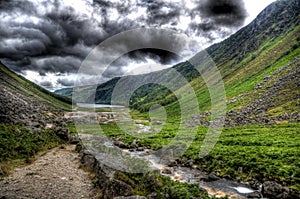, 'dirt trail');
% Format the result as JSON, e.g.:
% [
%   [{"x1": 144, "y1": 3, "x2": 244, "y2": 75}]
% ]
[{"x1": 0, "y1": 145, "x2": 97, "y2": 199}]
